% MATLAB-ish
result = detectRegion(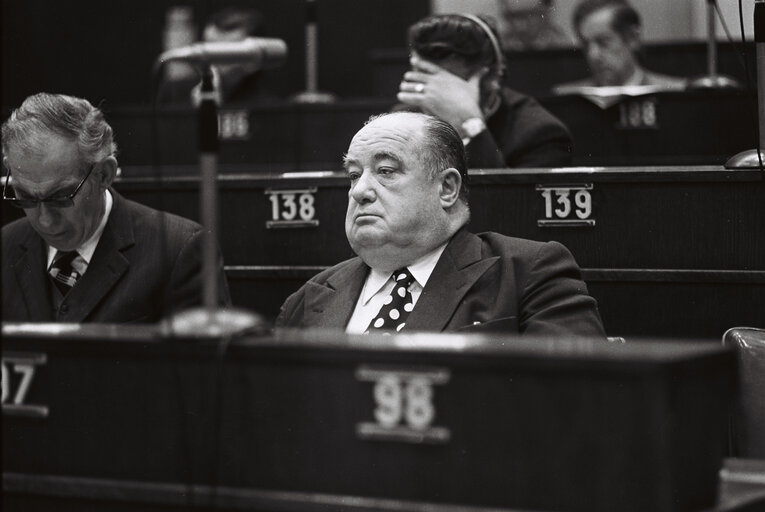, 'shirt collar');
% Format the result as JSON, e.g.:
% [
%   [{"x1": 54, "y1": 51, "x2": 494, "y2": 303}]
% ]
[
  {"x1": 47, "y1": 189, "x2": 113, "y2": 268},
  {"x1": 360, "y1": 242, "x2": 448, "y2": 305}
]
